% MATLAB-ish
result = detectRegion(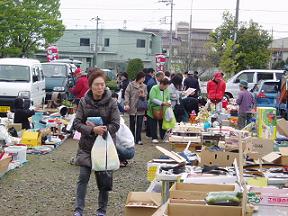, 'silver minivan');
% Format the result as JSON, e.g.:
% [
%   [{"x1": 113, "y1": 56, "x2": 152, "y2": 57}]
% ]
[{"x1": 225, "y1": 69, "x2": 284, "y2": 98}]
